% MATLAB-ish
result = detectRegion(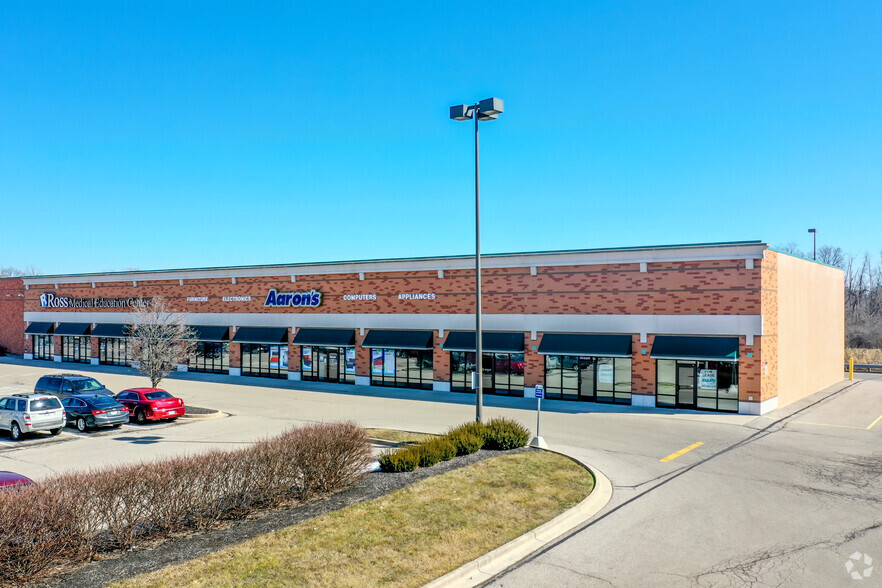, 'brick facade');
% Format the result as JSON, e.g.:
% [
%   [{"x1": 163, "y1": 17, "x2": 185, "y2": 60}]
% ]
[{"x1": 0, "y1": 242, "x2": 844, "y2": 415}]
